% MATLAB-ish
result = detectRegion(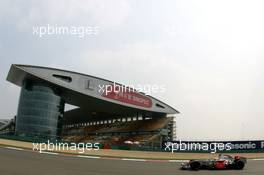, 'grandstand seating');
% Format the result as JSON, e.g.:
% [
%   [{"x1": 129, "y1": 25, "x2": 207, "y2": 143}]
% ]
[{"x1": 62, "y1": 117, "x2": 171, "y2": 145}]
